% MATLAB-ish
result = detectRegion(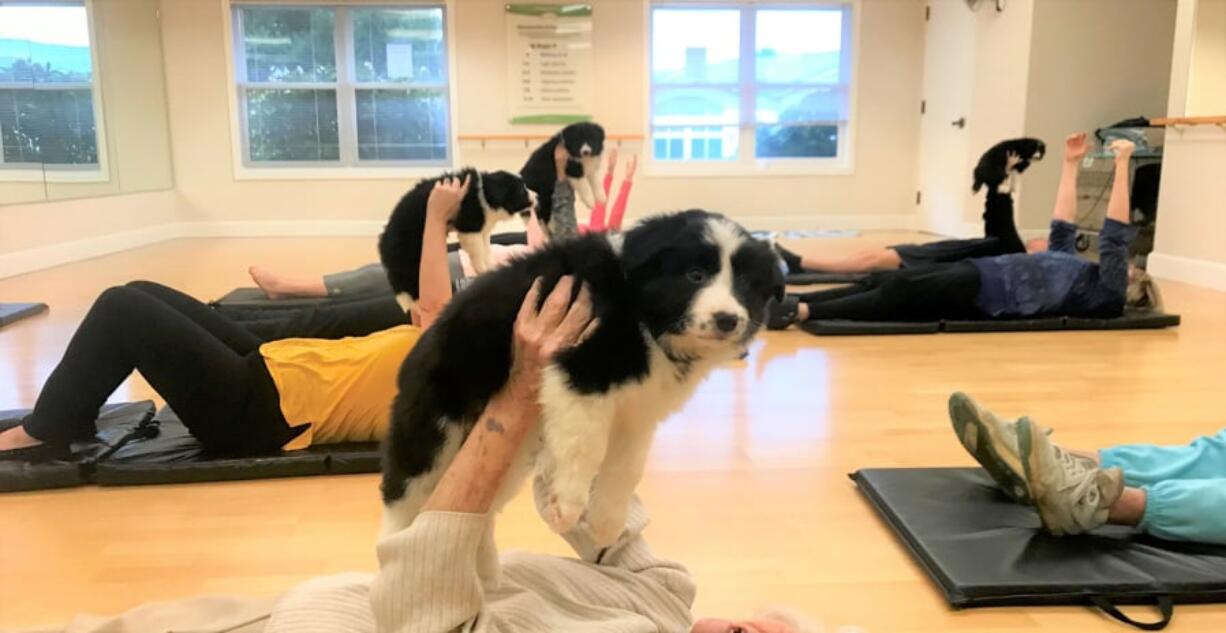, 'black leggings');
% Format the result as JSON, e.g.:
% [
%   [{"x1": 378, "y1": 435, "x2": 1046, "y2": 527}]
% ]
[
  {"x1": 23, "y1": 281, "x2": 304, "y2": 455},
  {"x1": 797, "y1": 262, "x2": 985, "y2": 322},
  {"x1": 215, "y1": 295, "x2": 408, "y2": 341}
]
